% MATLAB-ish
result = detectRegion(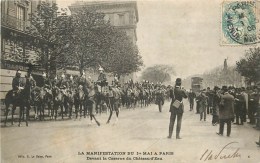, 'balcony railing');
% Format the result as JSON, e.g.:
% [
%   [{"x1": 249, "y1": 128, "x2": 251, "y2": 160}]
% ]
[{"x1": 1, "y1": 14, "x2": 29, "y2": 32}]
